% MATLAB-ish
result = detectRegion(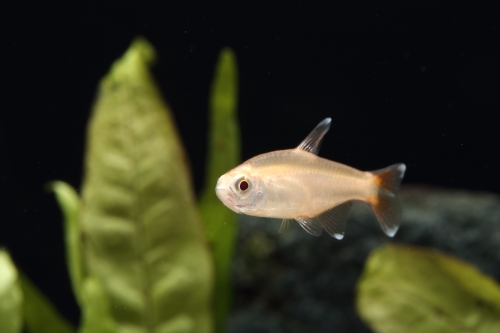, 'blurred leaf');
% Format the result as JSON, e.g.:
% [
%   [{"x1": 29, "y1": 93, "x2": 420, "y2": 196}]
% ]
[
  {"x1": 356, "y1": 244, "x2": 500, "y2": 333},
  {"x1": 79, "y1": 277, "x2": 117, "y2": 333},
  {"x1": 19, "y1": 272, "x2": 74, "y2": 333},
  {"x1": 0, "y1": 250, "x2": 22, "y2": 333},
  {"x1": 48, "y1": 181, "x2": 84, "y2": 305},
  {"x1": 199, "y1": 47, "x2": 240, "y2": 333},
  {"x1": 80, "y1": 37, "x2": 213, "y2": 333}
]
